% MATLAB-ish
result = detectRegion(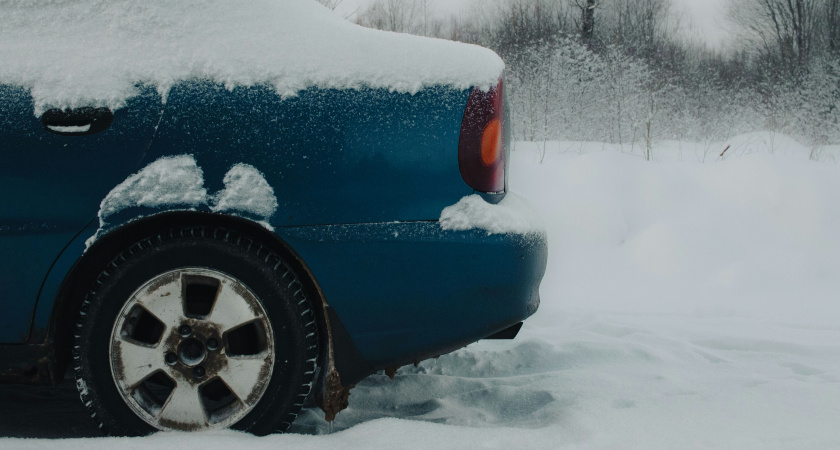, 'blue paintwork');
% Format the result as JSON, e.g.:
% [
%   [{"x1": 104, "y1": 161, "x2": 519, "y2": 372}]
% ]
[
  {"x1": 33, "y1": 218, "x2": 545, "y2": 367},
  {"x1": 150, "y1": 82, "x2": 474, "y2": 225},
  {"x1": 279, "y1": 222, "x2": 544, "y2": 366},
  {"x1": 0, "y1": 85, "x2": 163, "y2": 343},
  {"x1": 4, "y1": 81, "x2": 545, "y2": 371}
]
